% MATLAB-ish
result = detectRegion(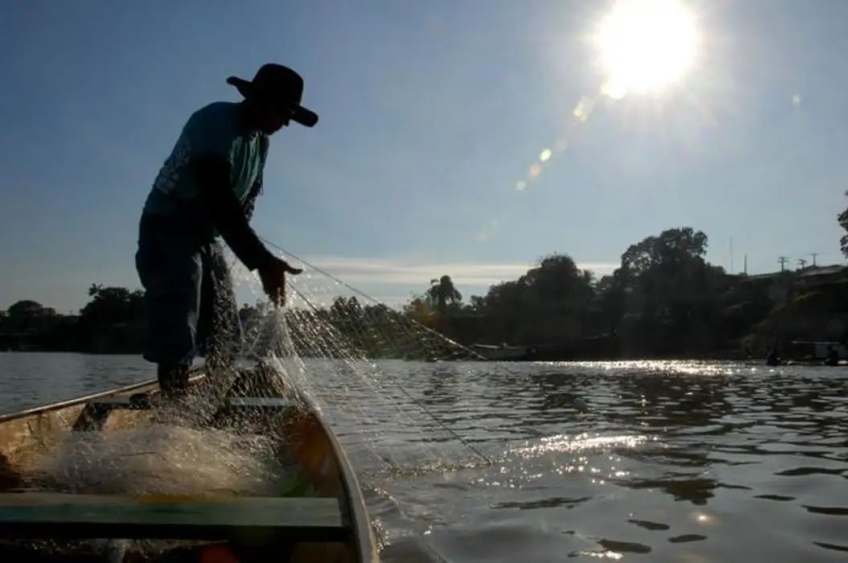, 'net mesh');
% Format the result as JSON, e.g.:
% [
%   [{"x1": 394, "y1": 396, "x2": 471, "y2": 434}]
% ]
[
  {"x1": 228, "y1": 245, "x2": 492, "y2": 477},
  {"x1": 8, "y1": 245, "x2": 494, "y2": 559}
]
